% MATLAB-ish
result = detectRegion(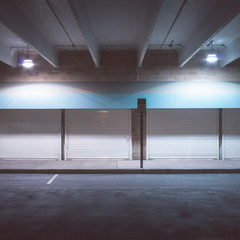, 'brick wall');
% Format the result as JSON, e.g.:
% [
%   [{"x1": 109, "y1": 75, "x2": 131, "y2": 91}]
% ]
[
  {"x1": 140, "y1": 50, "x2": 240, "y2": 81},
  {"x1": 0, "y1": 49, "x2": 240, "y2": 82}
]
